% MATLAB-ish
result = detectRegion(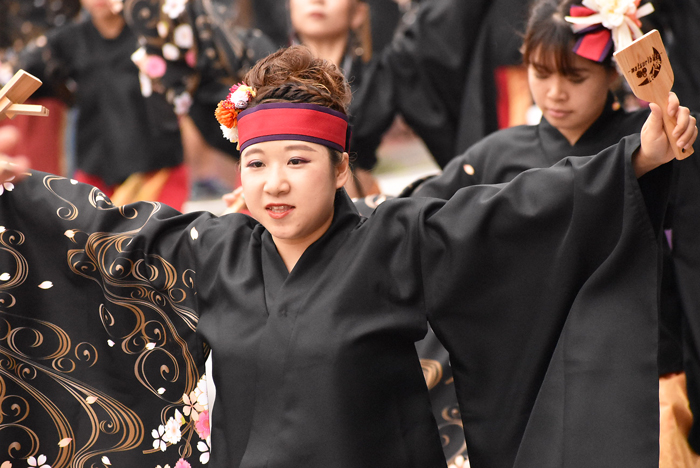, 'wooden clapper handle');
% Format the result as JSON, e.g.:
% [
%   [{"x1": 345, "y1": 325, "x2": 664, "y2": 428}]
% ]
[
  {"x1": 614, "y1": 29, "x2": 694, "y2": 159},
  {"x1": 0, "y1": 70, "x2": 50, "y2": 121}
]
